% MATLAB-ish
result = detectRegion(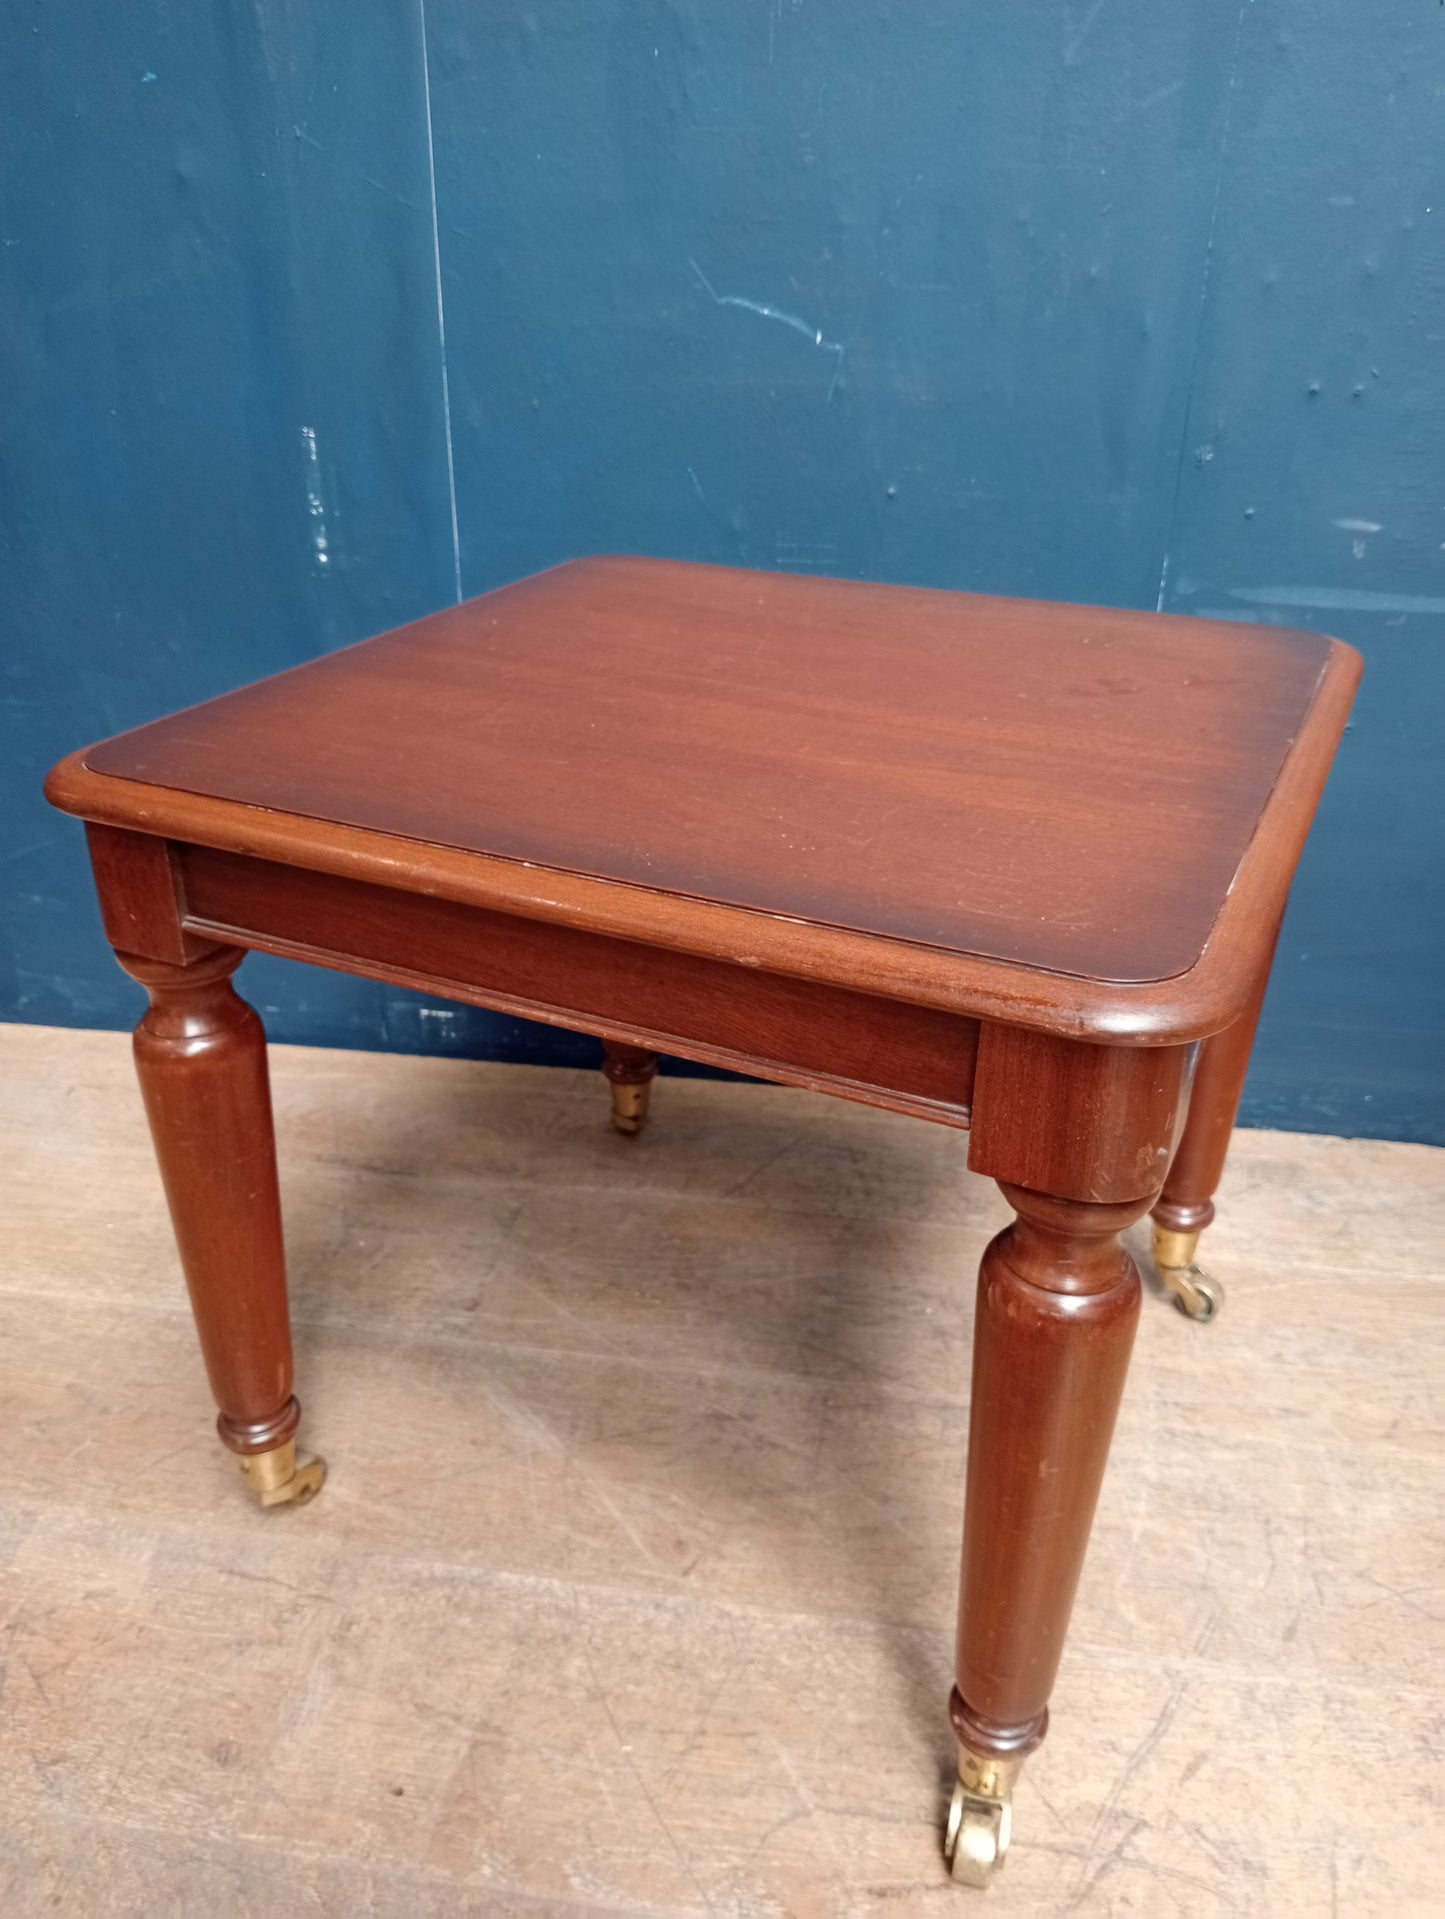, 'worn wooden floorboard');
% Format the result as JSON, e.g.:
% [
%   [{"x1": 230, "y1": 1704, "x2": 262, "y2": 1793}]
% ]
[{"x1": 2, "y1": 1023, "x2": 1441, "y2": 1917}]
